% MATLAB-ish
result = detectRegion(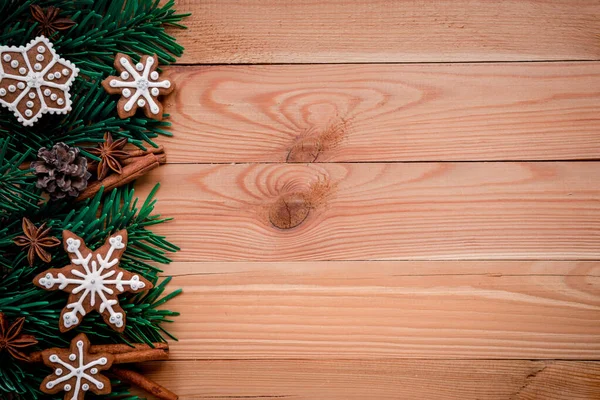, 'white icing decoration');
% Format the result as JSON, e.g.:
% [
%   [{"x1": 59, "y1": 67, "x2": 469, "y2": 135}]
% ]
[
  {"x1": 0, "y1": 36, "x2": 79, "y2": 126},
  {"x1": 39, "y1": 233, "x2": 143, "y2": 330},
  {"x1": 122, "y1": 88, "x2": 131, "y2": 98},
  {"x1": 55, "y1": 72, "x2": 61, "y2": 79},
  {"x1": 26, "y1": 100, "x2": 33, "y2": 107},
  {"x1": 44, "y1": 89, "x2": 51, "y2": 96},
  {"x1": 137, "y1": 98, "x2": 145, "y2": 107},
  {"x1": 120, "y1": 71, "x2": 129, "y2": 79},
  {"x1": 0, "y1": 88, "x2": 5, "y2": 96},
  {"x1": 108, "y1": 55, "x2": 170, "y2": 116},
  {"x1": 51, "y1": 93, "x2": 57, "y2": 100},
  {"x1": 62, "y1": 68, "x2": 69, "y2": 75},
  {"x1": 8, "y1": 85, "x2": 15, "y2": 92},
  {"x1": 44, "y1": 337, "x2": 109, "y2": 399},
  {"x1": 57, "y1": 98, "x2": 64, "y2": 106},
  {"x1": 25, "y1": 110, "x2": 32, "y2": 117},
  {"x1": 17, "y1": 82, "x2": 25, "y2": 89}
]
